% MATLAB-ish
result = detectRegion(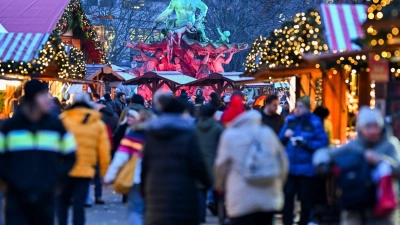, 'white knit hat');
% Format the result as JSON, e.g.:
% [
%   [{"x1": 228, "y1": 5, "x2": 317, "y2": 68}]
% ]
[
  {"x1": 73, "y1": 93, "x2": 91, "y2": 105},
  {"x1": 357, "y1": 106, "x2": 384, "y2": 128}
]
